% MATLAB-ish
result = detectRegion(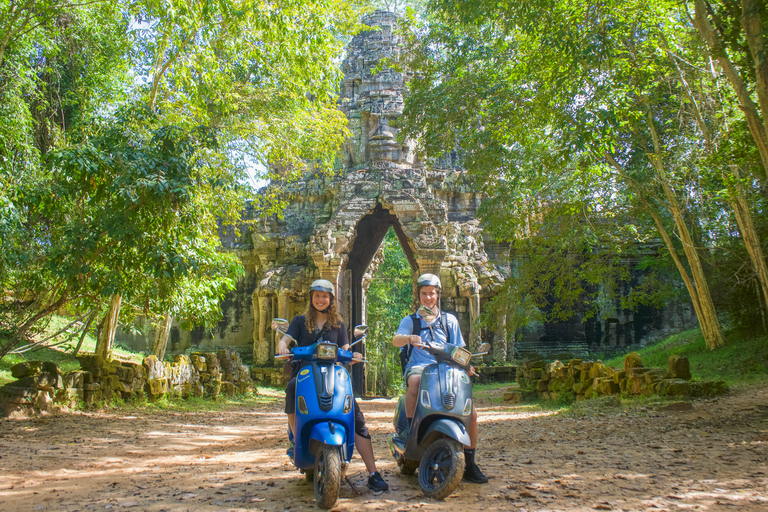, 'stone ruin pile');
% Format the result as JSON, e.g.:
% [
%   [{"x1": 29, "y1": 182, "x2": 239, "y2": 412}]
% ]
[
  {"x1": 508, "y1": 352, "x2": 728, "y2": 402},
  {"x1": 0, "y1": 349, "x2": 256, "y2": 417}
]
